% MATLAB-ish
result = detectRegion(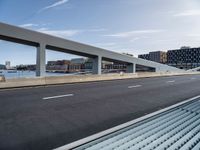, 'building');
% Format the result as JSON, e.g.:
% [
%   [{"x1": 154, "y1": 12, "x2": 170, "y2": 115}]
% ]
[
  {"x1": 71, "y1": 58, "x2": 86, "y2": 64},
  {"x1": 70, "y1": 58, "x2": 92, "y2": 72},
  {"x1": 138, "y1": 51, "x2": 167, "y2": 64},
  {"x1": 102, "y1": 61, "x2": 127, "y2": 73},
  {"x1": 46, "y1": 59, "x2": 93, "y2": 73},
  {"x1": 5, "y1": 61, "x2": 11, "y2": 69},
  {"x1": 138, "y1": 54, "x2": 150, "y2": 60},
  {"x1": 46, "y1": 58, "x2": 129, "y2": 73},
  {"x1": 149, "y1": 51, "x2": 167, "y2": 63},
  {"x1": 138, "y1": 47, "x2": 200, "y2": 70},
  {"x1": 138, "y1": 51, "x2": 167, "y2": 72},
  {"x1": 16, "y1": 64, "x2": 36, "y2": 71},
  {"x1": 0, "y1": 64, "x2": 6, "y2": 70},
  {"x1": 84, "y1": 58, "x2": 93, "y2": 70},
  {"x1": 46, "y1": 60, "x2": 70, "y2": 72},
  {"x1": 160, "y1": 52, "x2": 168, "y2": 64},
  {"x1": 167, "y1": 47, "x2": 200, "y2": 69}
]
